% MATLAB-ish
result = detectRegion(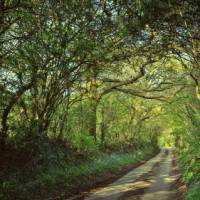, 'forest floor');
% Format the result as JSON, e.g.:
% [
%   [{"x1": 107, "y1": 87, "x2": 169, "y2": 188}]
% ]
[{"x1": 69, "y1": 149, "x2": 186, "y2": 200}]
